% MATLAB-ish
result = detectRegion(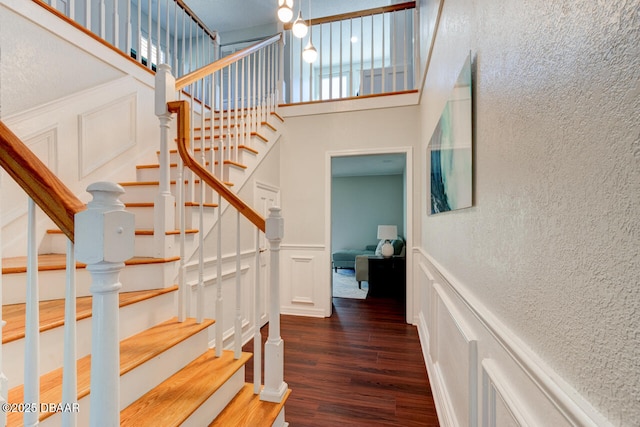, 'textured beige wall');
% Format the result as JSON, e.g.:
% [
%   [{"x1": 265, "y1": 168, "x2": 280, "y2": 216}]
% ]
[{"x1": 420, "y1": 0, "x2": 640, "y2": 424}]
